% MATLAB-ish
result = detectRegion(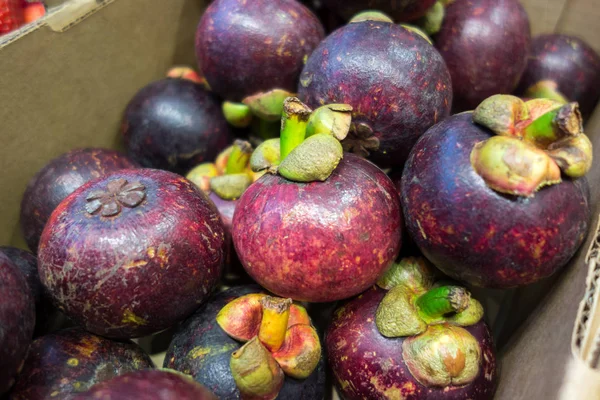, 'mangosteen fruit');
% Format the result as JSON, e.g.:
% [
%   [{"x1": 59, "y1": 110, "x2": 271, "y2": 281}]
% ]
[
  {"x1": 232, "y1": 98, "x2": 402, "y2": 302},
  {"x1": 327, "y1": 257, "x2": 497, "y2": 399},
  {"x1": 8, "y1": 327, "x2": 153, "y2": 399},
  {"x1": 165, "y1": 285, "x2": 326, "y2": 399},
  {"x1": 73, "y1": 370, "x2": 217, "y2": 400},
  {"x1": 20, "y1": 148, "x2": 138, "y2": 253},
  {"x1": 298, "y1": 17, "x2": 452, "y2": 168},
  {"x1": 516, "y1": 34, "x2": 600, "y2": 121},
  {"x1": 0, "y1": 253, "x2": 35, "y2": 395},
  {"x1": 401, "y1": 95, "x2": 592, "y2": 288},
  {"x1": 196, "y1": 0, "x2": 325, "y2": 129},
  {"x1": 434, "y1": 0, "x2": 531, "y2": 112},
  {"x1": 0, "y1": 246, "x2": 59, "y2": 336},
  {"x1": 121, "y1": 78, "x2": 233, "y2": 174},
  {"x1": 38, "y1": 168, "x2": 225, "y2": 339},
  {"x1": 322, "y1": 0, "x2": 437, "y2": 22}
]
